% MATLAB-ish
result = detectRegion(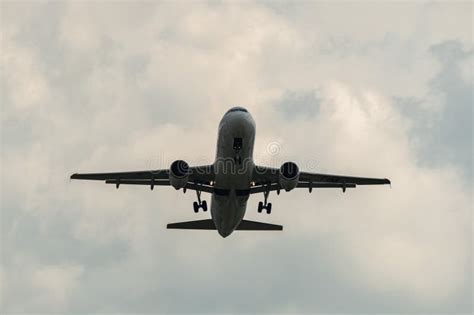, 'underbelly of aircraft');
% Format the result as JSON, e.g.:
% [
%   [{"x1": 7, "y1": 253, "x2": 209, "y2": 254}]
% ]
[
  {"x1": 211, "y1": 110, "x2": 256, "y2": 237},
  {"x1": 211, "y1": 193, "x2": 248, "y2": 237}
]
